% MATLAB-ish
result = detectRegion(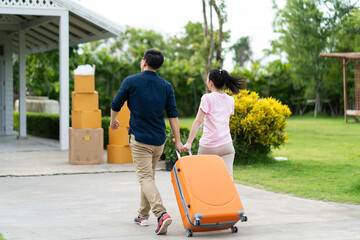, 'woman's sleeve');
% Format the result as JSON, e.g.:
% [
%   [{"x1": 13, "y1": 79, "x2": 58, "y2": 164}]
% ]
[{"x1": 199, "y1": 94, "x2": 209, "y2": 113}]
